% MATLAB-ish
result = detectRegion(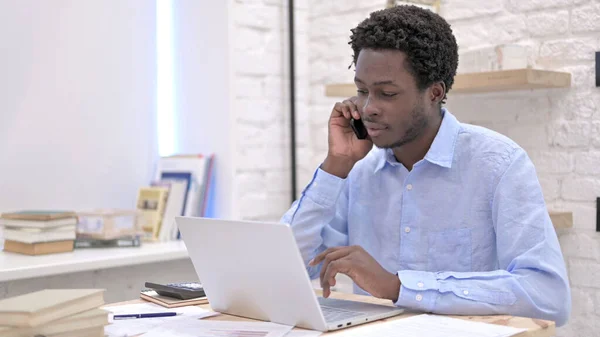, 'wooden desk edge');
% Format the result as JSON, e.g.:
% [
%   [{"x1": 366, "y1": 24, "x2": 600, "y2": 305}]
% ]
[{"x1": 106, "y1": 290, "x2": 555, "y2": 336}]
